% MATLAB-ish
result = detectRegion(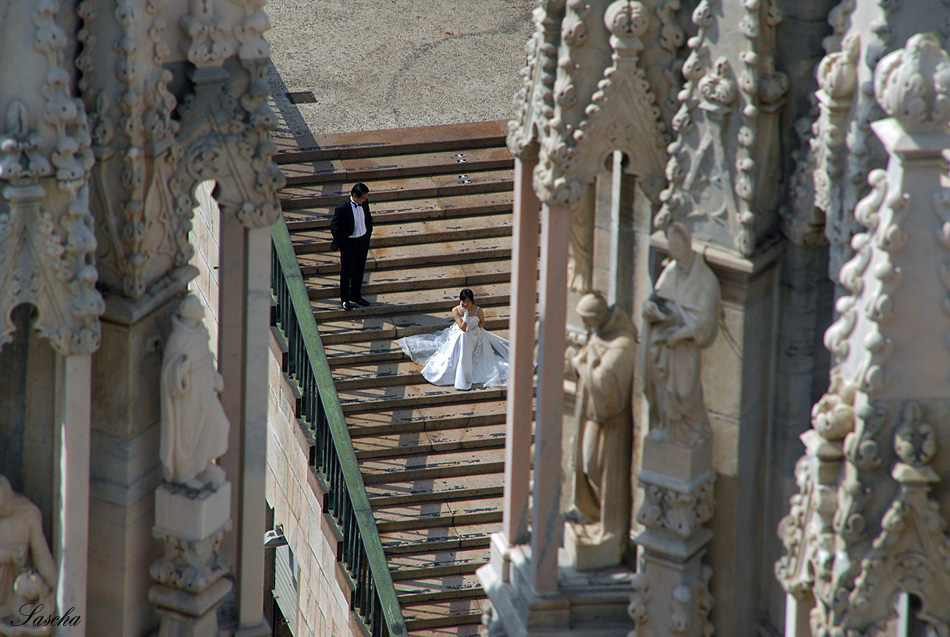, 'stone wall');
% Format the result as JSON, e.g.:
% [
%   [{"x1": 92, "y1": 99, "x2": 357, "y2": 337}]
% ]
[
  {"x1": 265, "y1": 335, "x2": 365, "y2": 637},
  {"x1": 188, "y1": 181, "x2": 361, "y2": 636},
  {"x1": 190, "y1": 180, "x2": 221, "y2": 352}
]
